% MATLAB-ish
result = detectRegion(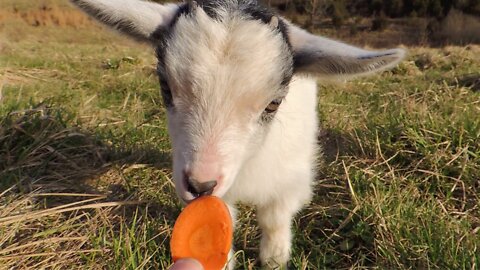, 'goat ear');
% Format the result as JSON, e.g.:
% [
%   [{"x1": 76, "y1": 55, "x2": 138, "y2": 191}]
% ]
[
  {"x1": 70, "y1": 0, "x2": 180, "y2": 42},
  {"x1": 287, "y1": 24, "x2": 406, "y2": 79}
]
